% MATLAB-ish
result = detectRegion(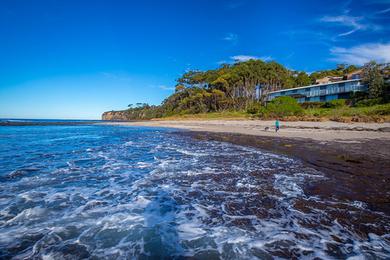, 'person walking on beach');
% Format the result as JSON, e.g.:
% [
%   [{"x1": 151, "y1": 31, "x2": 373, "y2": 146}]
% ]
[{"x1": 275, "y1": 119, "x2": 280, "y2": 132}]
